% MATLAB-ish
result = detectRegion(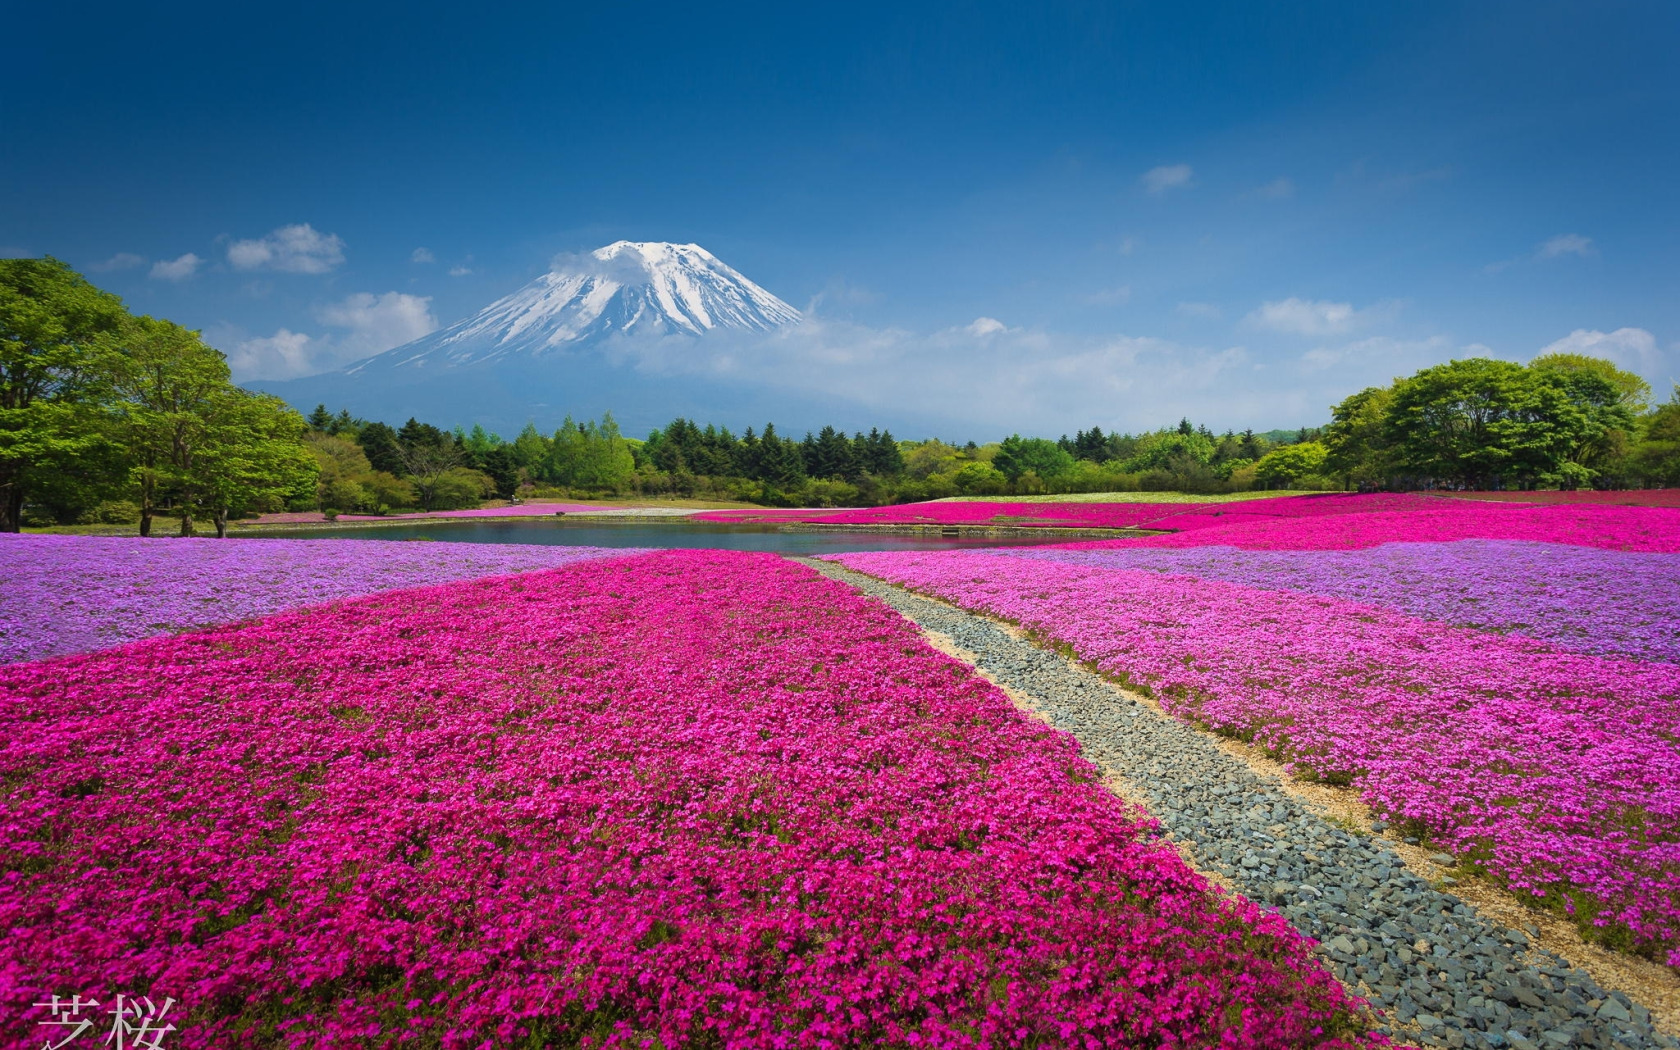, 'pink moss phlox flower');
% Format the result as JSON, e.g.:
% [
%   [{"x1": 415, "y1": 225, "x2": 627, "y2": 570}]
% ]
[
  {"x1": 833, "y1": 549, "x2": 1680, "y2": 965},
  {"x1": 700, "y1": 494, "x2": 1680, "y2": 553},
  {"x1": 1, "y1": 550, "x2": 1378, "y2": 1047}
]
